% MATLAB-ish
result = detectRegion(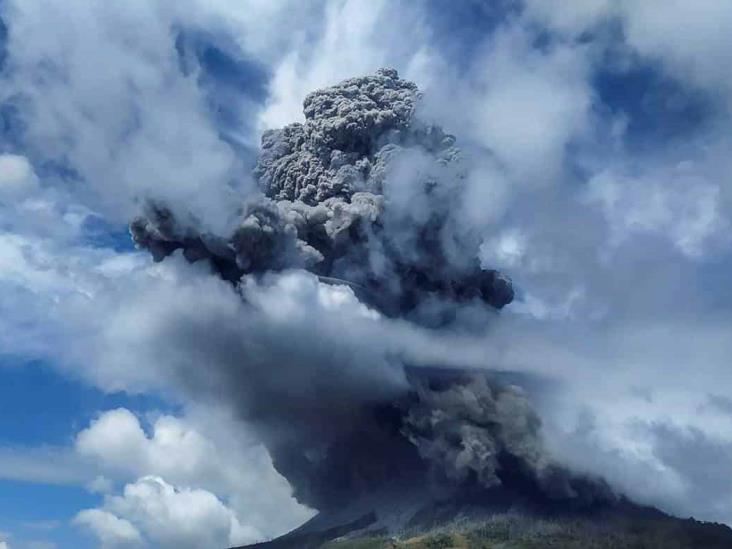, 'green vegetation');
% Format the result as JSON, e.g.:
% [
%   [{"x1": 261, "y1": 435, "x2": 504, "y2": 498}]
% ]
[{"x1": 322, "y1": 512, "x2": 732, "y2": 549}]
